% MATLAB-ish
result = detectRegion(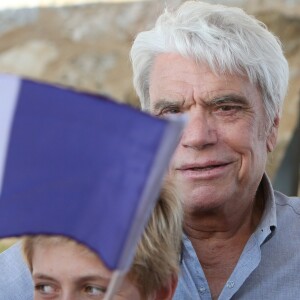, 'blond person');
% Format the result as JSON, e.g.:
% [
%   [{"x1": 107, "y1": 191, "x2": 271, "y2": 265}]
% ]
[{"x1": 22, "y1": 185, "x2": 182, "y2": 300}]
